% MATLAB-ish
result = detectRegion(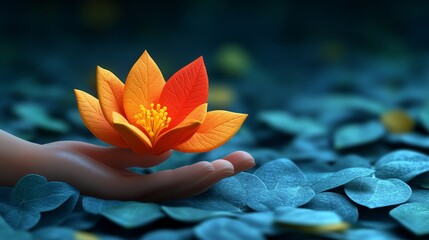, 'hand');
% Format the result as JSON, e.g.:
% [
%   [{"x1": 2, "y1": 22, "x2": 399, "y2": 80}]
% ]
[{"x1": 0, "y1": 130, "x2": 255, "y2": 201}]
